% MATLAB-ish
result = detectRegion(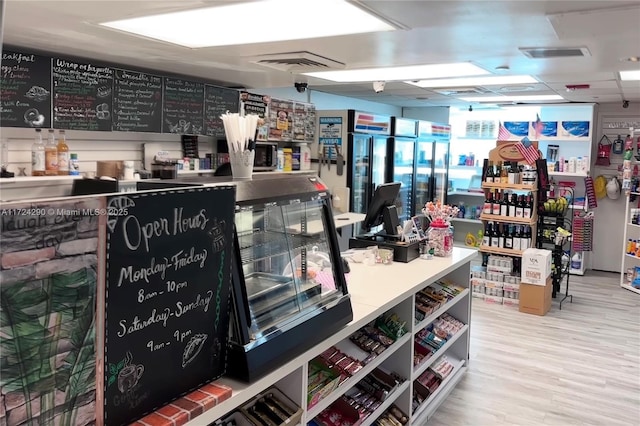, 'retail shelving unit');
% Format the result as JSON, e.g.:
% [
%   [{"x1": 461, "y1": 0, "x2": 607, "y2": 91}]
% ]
[
  {"x1": 181, "y1": 249, "x2": 476, "y2": 425},
  {"x1": 620, "y1": 192, "x2": 640, "y2": 294},
  {"x1": 478, "y1": 182, "x2": 538, "y2": 257}
]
